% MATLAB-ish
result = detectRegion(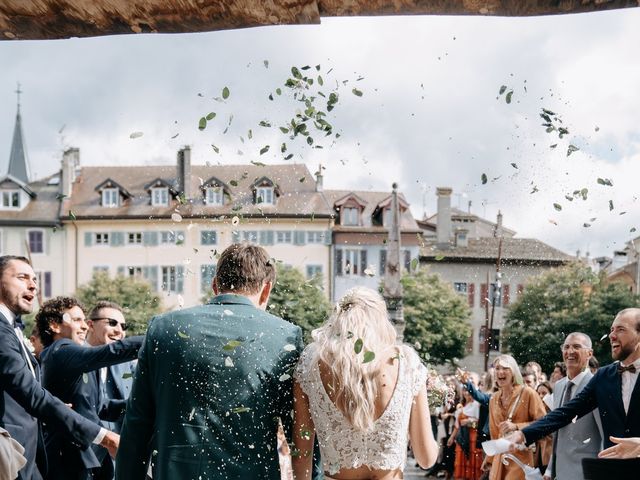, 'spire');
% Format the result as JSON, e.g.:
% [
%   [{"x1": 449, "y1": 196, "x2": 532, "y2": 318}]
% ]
[{"x1": 7, "y1": 82, "x2": 31, "y2": 183}]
